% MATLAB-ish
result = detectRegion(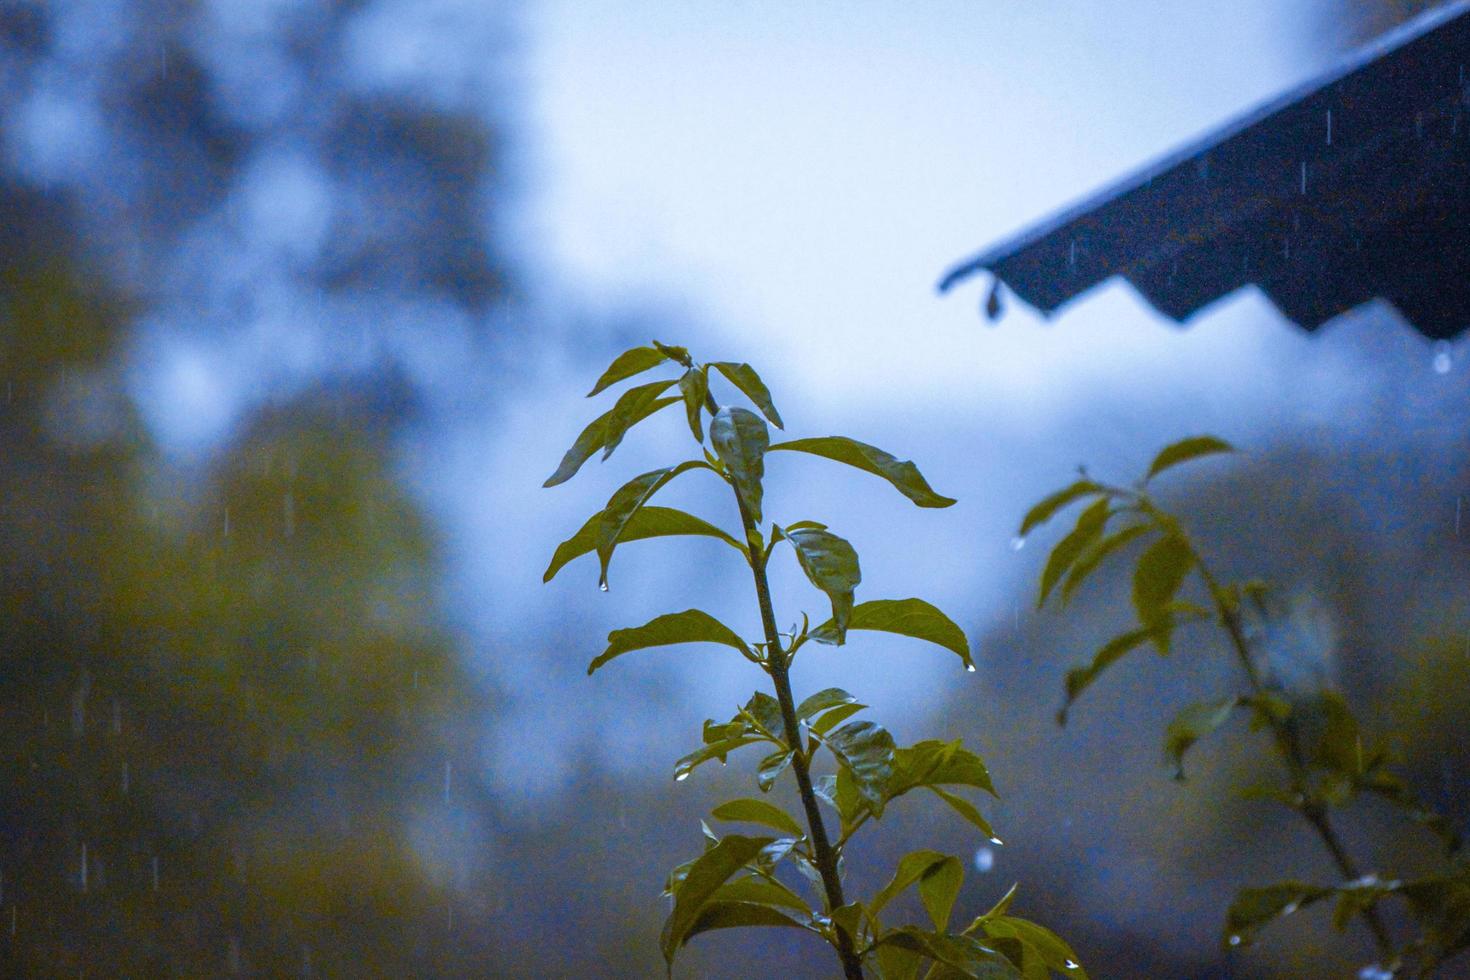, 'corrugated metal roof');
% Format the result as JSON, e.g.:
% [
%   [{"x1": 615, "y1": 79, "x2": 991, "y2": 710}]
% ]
[{"x1": 940, "y1": 2, "x2": 1470, "y2": 340}]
